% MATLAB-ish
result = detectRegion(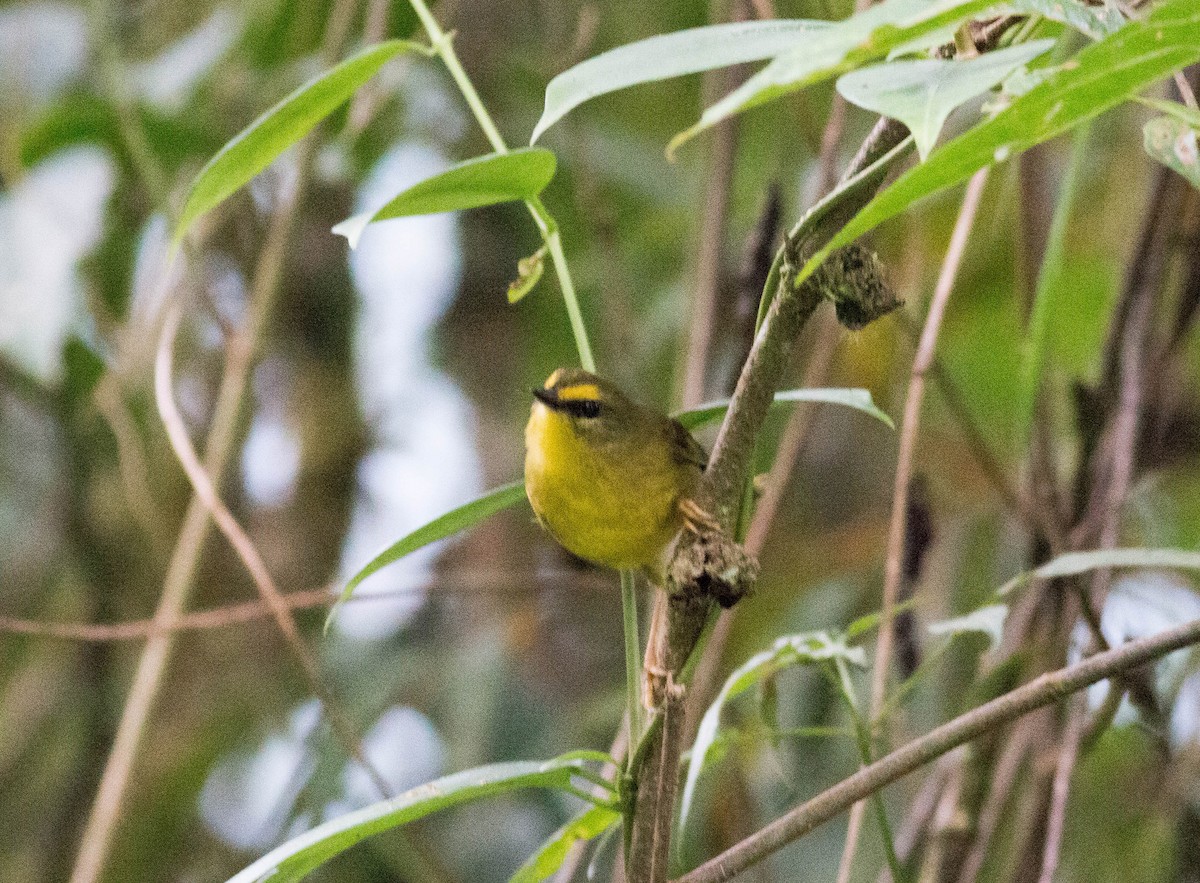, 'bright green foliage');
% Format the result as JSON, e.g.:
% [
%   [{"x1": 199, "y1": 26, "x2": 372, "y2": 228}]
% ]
[
  {"x1": 530, "y1": 19, "x2": 830, "y2": 143},
  {"x1": 670, "y1": 0, "x2": 999, "y2": 155},
  {"x1": 796, "y1": 0, "x2": 1200, "y2": 291},
  {"x1": 333, "y1": 148, "x2": 558, "y2": 248},
  {"x1": 224, "y1": 758, "x2": 608, "y2": 883},
  {"x1": 331, "y1": 481, "x2": 528, "y2": 627},
  {"x1": 175, "y1": 40, "x2": 423, "y2": 242},
  {"x1": 836, "y1": 40, "x2": 1056, "y2": 160},
  {"x1": 509, "y1": 805, "x2": 621, "y2": 882}
]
